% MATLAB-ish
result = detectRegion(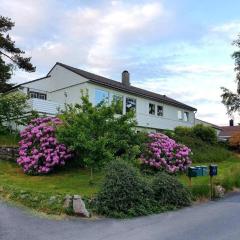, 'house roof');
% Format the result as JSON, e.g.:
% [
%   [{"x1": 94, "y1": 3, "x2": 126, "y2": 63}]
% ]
[
  {"x1": 195, "y1": 118, "x2": 222, "y2": 130},
  {"x1": 54, "y1": 62, "x2": 197, "y2": 111},
  {"x1": 218, "y1": 126, "x2": 240, "y2": 137}
]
